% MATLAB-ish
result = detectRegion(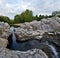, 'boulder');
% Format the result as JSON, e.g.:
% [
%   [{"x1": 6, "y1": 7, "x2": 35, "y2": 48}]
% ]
[
  {"x1": 15, "y1": 28, "x2": 45, "y2": 41},
  {"x1": 15, "y1": 17, "x2": 60, "y2": 41},
  {"x1": 0, "y1": 38, "x2": 8, "y2": 48},
  {"x1": 0, "y1": 22, "x2": 10, "y2": 39},
  {"x1": 0, "y1": 22, "x2": 10, "y2": 48},
  {"x1": 30, "y1": 20, "x2": 41, "y2": 30}
]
